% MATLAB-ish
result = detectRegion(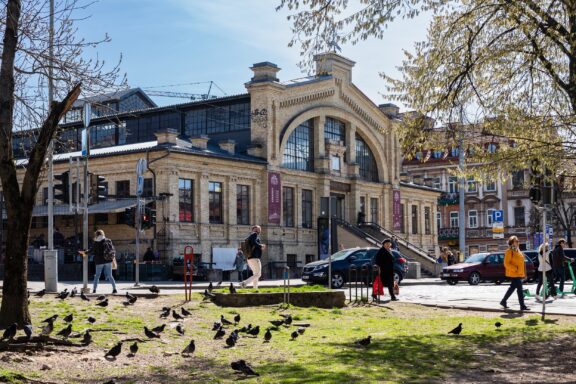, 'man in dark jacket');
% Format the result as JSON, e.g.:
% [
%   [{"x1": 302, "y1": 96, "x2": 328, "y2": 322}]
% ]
[
  {"x1": 375, "y1": 239, "x2": 397, "y2": 301},
  {"x1": 240, "y1": 225, "x2": 266, "y2": 289},
  {"x1": 552, "y1": 239, "x2": 573, "y2": 297}
]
